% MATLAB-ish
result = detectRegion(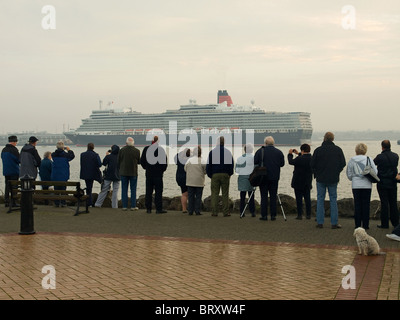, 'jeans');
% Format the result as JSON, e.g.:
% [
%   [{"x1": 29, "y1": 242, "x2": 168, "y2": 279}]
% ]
[
  {"x1": 121, "y1": 176, "x2": 138, "y2": 209},
  {"x1": 95, "y1": 180, "x2": 120, "y2": 208},
  {"x1": 54, "y1": 185, "x2": 67, "y2": 206},
  {"x1": 187, "y1": 186, "x2": 203, "y2": 214},
  {"x1": 392, "y1": 223, "x2": 400, "y2": 236},
  {"x1": 316, "y1": 182, "x2": 339, "y2": 225},
  {"x1": 352, "y1": 188, "x2": 372, "y2": 229},
  {"x1": 259, "y1": 180, "x2": 279, "y2": 219}
]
